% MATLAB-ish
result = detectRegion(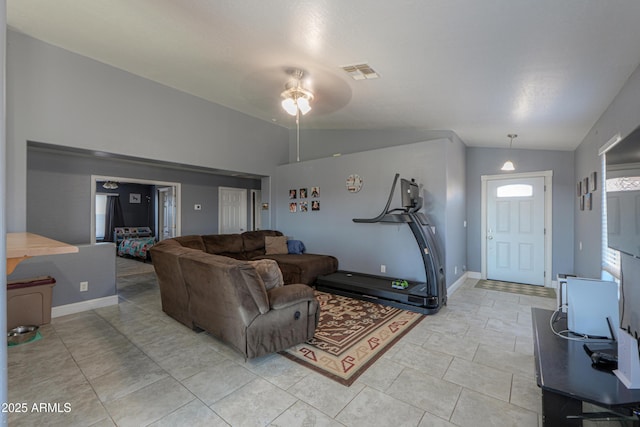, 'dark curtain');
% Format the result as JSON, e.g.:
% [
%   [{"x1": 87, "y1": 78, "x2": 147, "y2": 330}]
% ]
[{"x1": 103, "y1": 196, "x2": 124, "y2": 242}]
